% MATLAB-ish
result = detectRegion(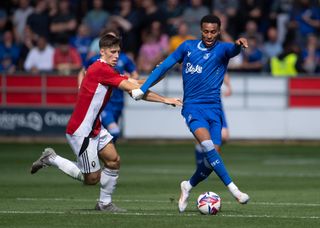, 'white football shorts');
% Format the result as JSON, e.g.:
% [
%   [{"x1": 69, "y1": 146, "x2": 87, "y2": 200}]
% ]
[{"x1": 66, "y1": 127, "x2": 113, "y2": 173}]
